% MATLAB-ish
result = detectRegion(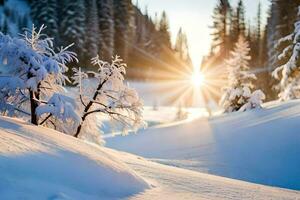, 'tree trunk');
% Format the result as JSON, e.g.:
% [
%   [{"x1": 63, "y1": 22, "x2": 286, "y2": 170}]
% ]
[
  {"x1": 74, "y1": 124, "x2": 82, "y2": 138},
  {"x1": 74, "y1": 79, "x2": 108, "y2": 138},
  {"x1": 29, "y1": 89, "x2": 39, "y2": 125}
]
